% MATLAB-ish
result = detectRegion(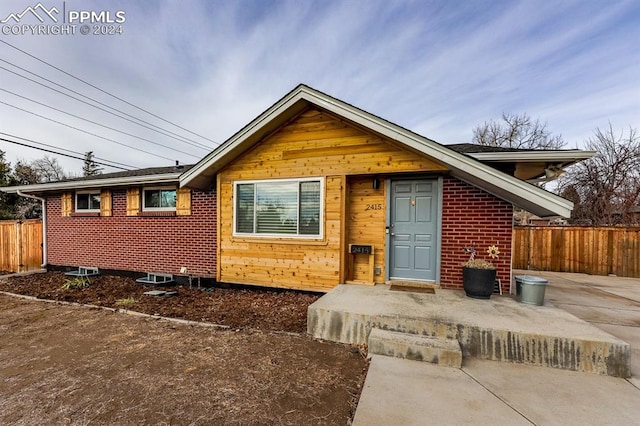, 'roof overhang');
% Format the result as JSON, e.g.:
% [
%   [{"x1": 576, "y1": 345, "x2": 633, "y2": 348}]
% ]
[
  {"x1": 468, "y1": 150, "x2": 596, "y2": 181},
  {"x1": 468, "y1": 150, "x2": 596, "y2": 163},
  {"x1": 0, "y1": 172, "x2": 182, "y2": 194},
  {"x1": 181, "y1": 84, "x2": 575, "y2": 218}
]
